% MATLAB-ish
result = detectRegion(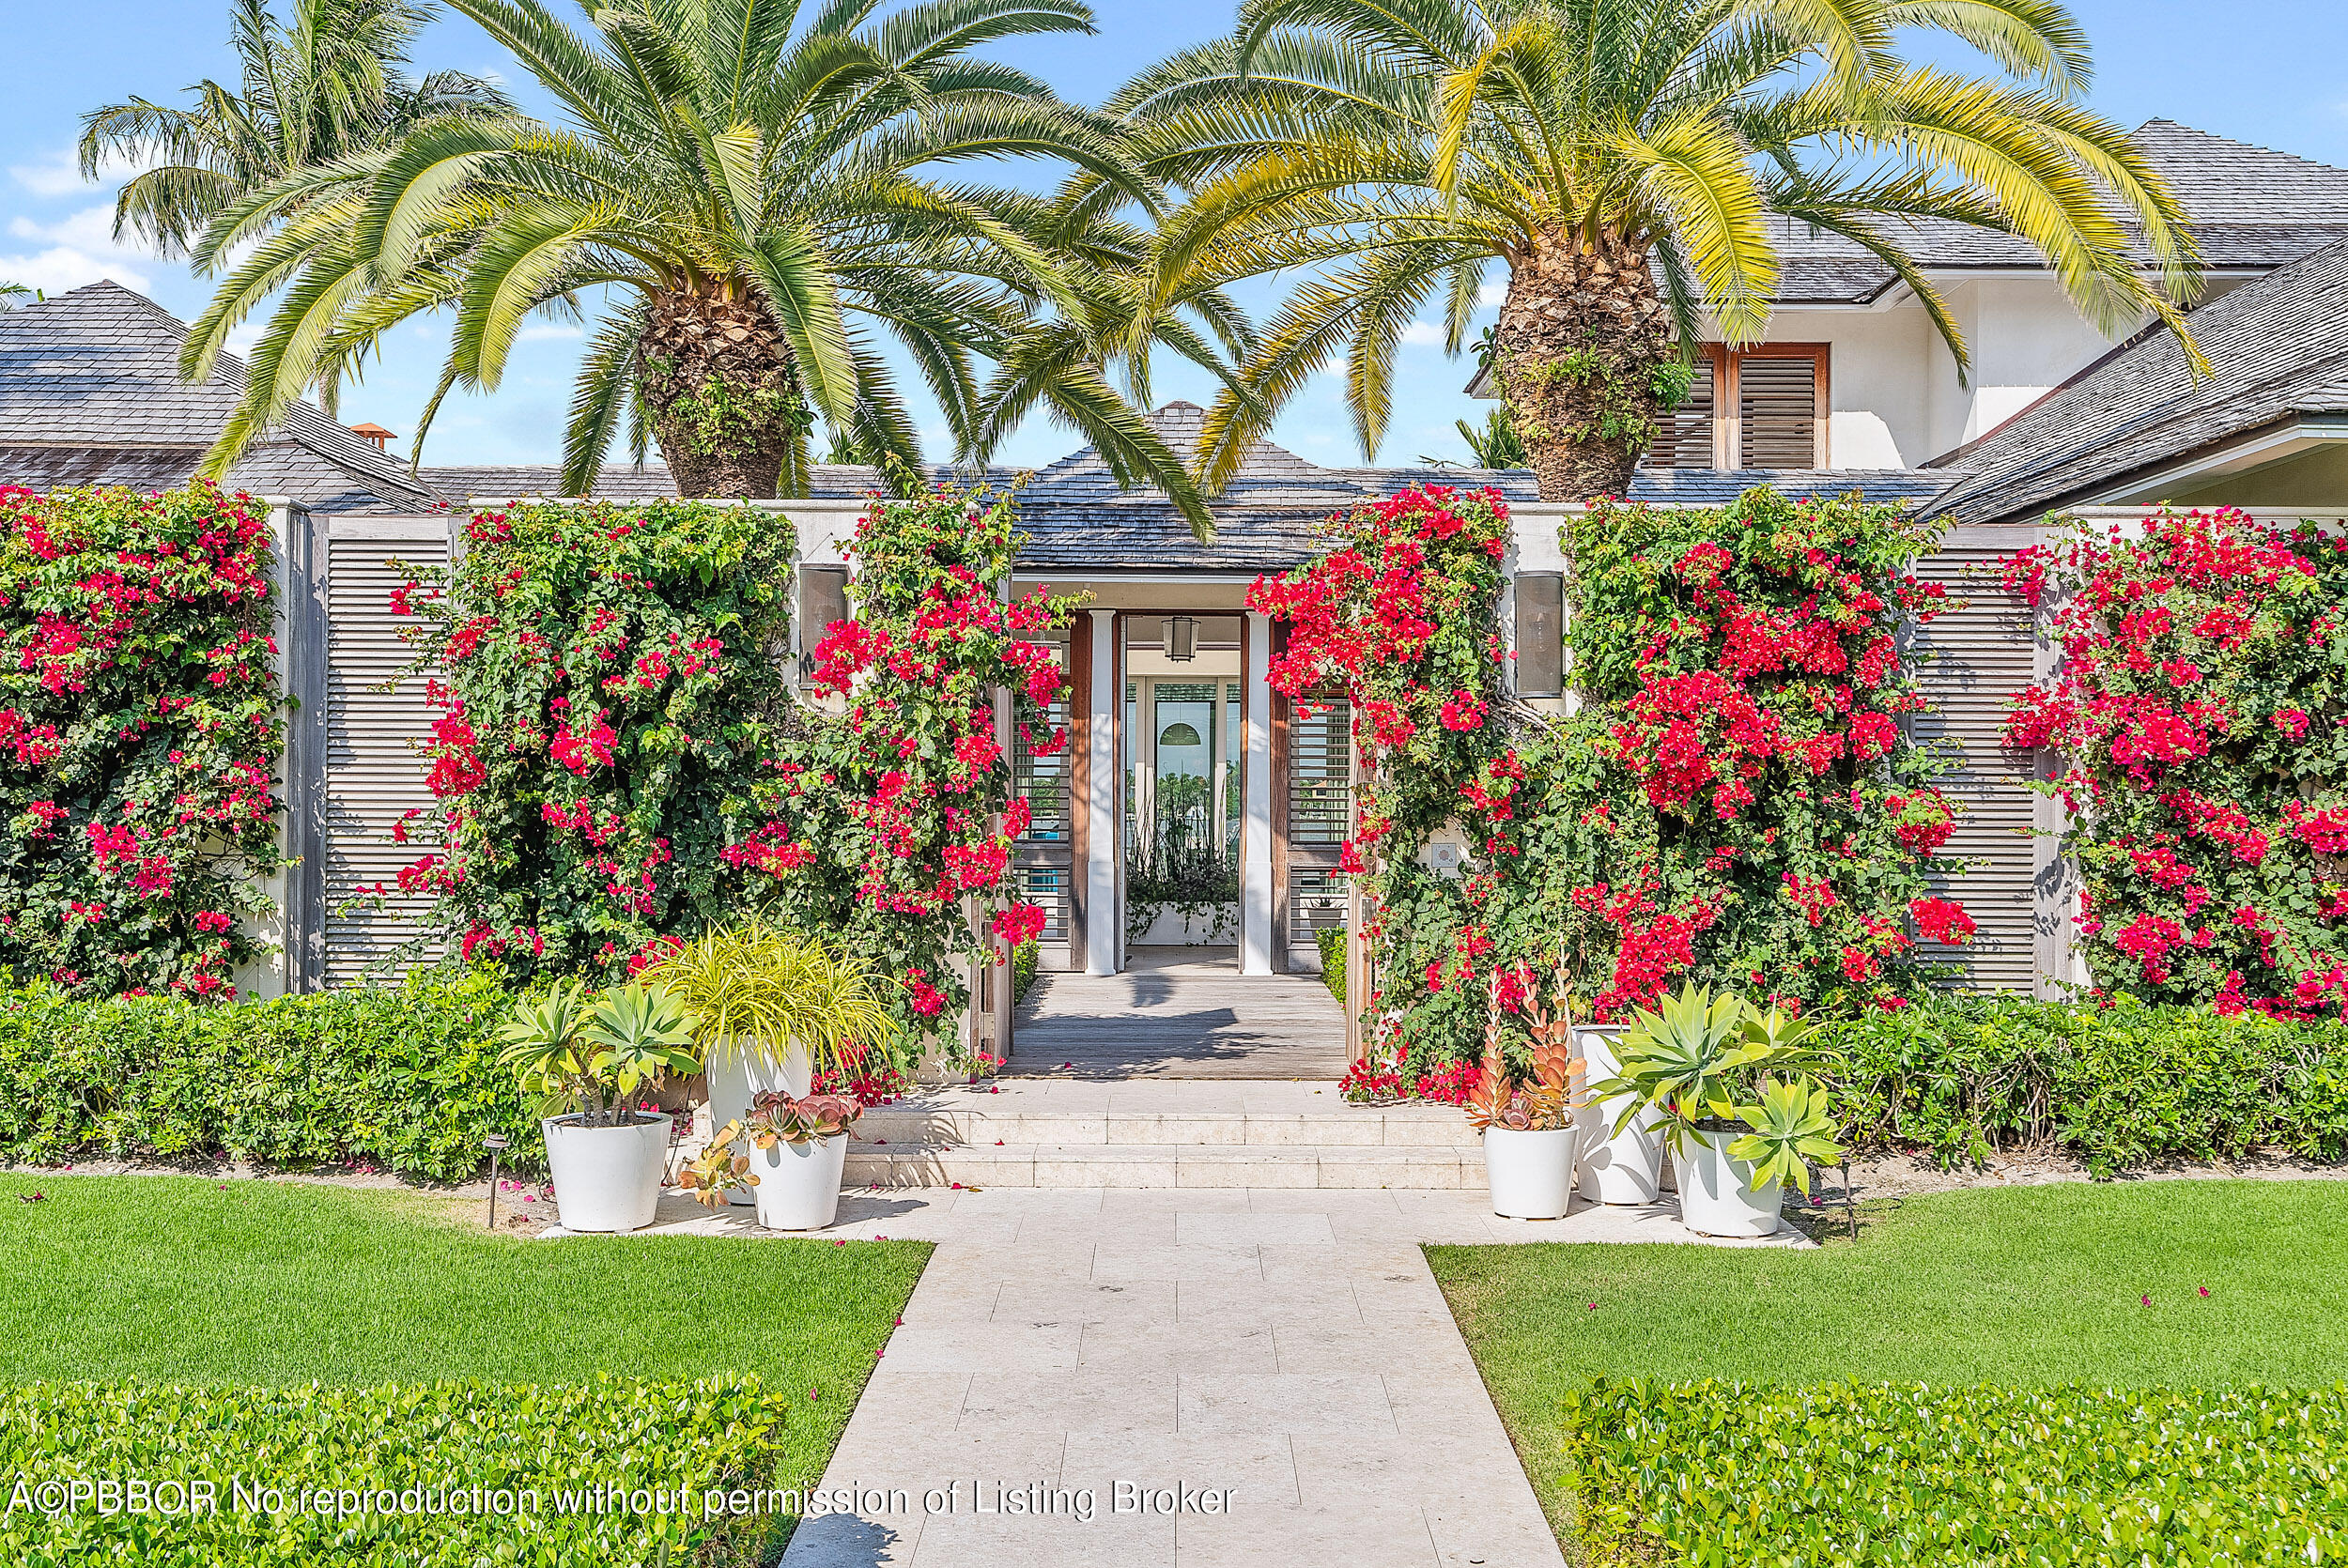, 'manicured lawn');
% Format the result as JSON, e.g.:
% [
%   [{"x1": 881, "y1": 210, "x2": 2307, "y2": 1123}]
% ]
[
  {"x1": 1430, "y1": 1180, "x2": 2348, "y2": 1547},
  {"x1": 0, "y1": 1172, "x2": 925, "y2": 1388}
]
